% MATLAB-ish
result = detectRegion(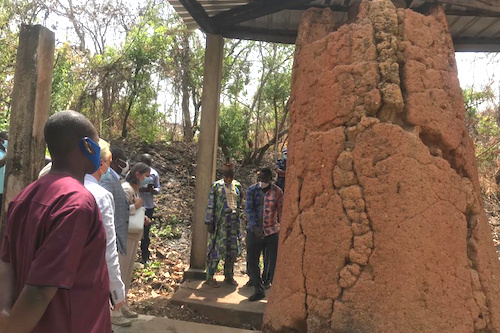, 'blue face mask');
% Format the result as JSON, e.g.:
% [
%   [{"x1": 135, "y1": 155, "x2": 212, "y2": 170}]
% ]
[
  {"x1": 79, "y1": 137, "x2": 101, "y2": 174},
  {"x1": 140, "y1": 177, "x2": 150, "y2": 187}
]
